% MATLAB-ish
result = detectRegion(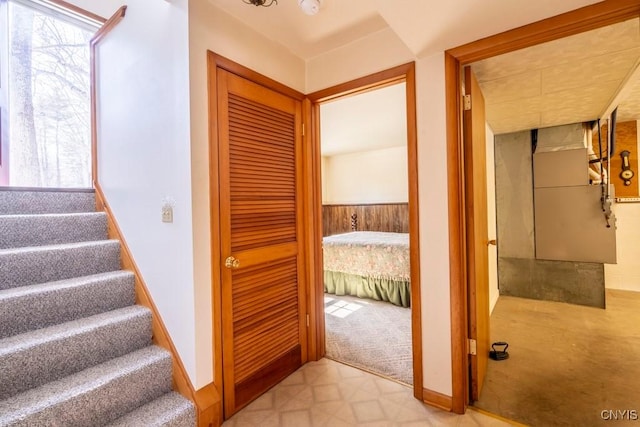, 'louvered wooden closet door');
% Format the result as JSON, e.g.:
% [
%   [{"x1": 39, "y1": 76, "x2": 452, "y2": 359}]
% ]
[{"x1": 217, "y1": 69, "x2": 306, "y2": 417}]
